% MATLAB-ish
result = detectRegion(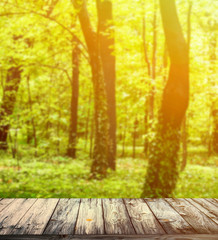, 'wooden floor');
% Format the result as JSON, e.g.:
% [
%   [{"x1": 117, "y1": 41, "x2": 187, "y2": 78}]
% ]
[{"x1": 0, "y1": 198, "x2": 218, "y2": 240}]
